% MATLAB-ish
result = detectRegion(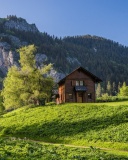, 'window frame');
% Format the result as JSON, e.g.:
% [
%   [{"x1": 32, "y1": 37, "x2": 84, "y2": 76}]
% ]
[
  {"x1": 75, "y1": 80, "x2": 84, "y2": 86},
  {"x1": 76, "y1": 80, "x2": 79, "y2": 86},
  {"x1": 80, "y1": 81, "x2": 84, "y2": 86}
]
